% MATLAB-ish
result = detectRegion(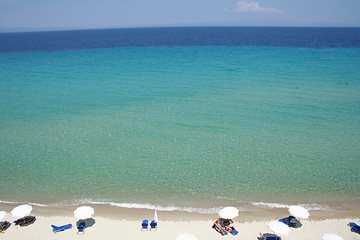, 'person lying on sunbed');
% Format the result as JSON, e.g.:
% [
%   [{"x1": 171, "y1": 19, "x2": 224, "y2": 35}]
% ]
[
  {"x1": 225, "y1": 222, "x2": 233, "y2": 231},
  {"x1": 222, "y1": 219, "x2": 238, "y2": 235},
  {"x1": 212, "y1": 219, "x2": 228, "y2": 235}
]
